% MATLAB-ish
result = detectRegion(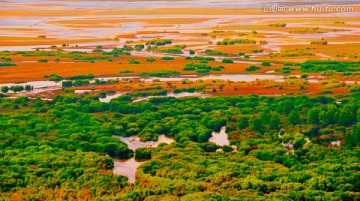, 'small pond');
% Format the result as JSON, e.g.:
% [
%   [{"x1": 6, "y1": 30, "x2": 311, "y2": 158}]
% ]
[{"x1": 112, "y1": 134, "x2": 174, "y2": 183}]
